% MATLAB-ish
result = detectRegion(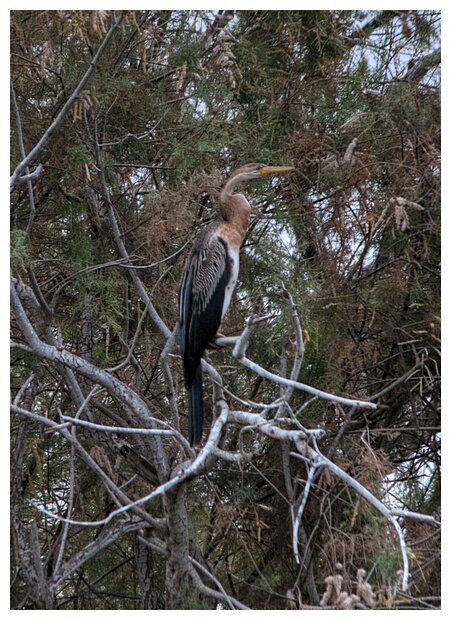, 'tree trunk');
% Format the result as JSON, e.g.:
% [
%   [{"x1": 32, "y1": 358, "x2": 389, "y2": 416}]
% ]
[
  {"x1": 134, "y1": 531, "x2": 157, "y2": 610},
  {"x1": 164, "y1": 484, "x2": 191, "y2": 609}
]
